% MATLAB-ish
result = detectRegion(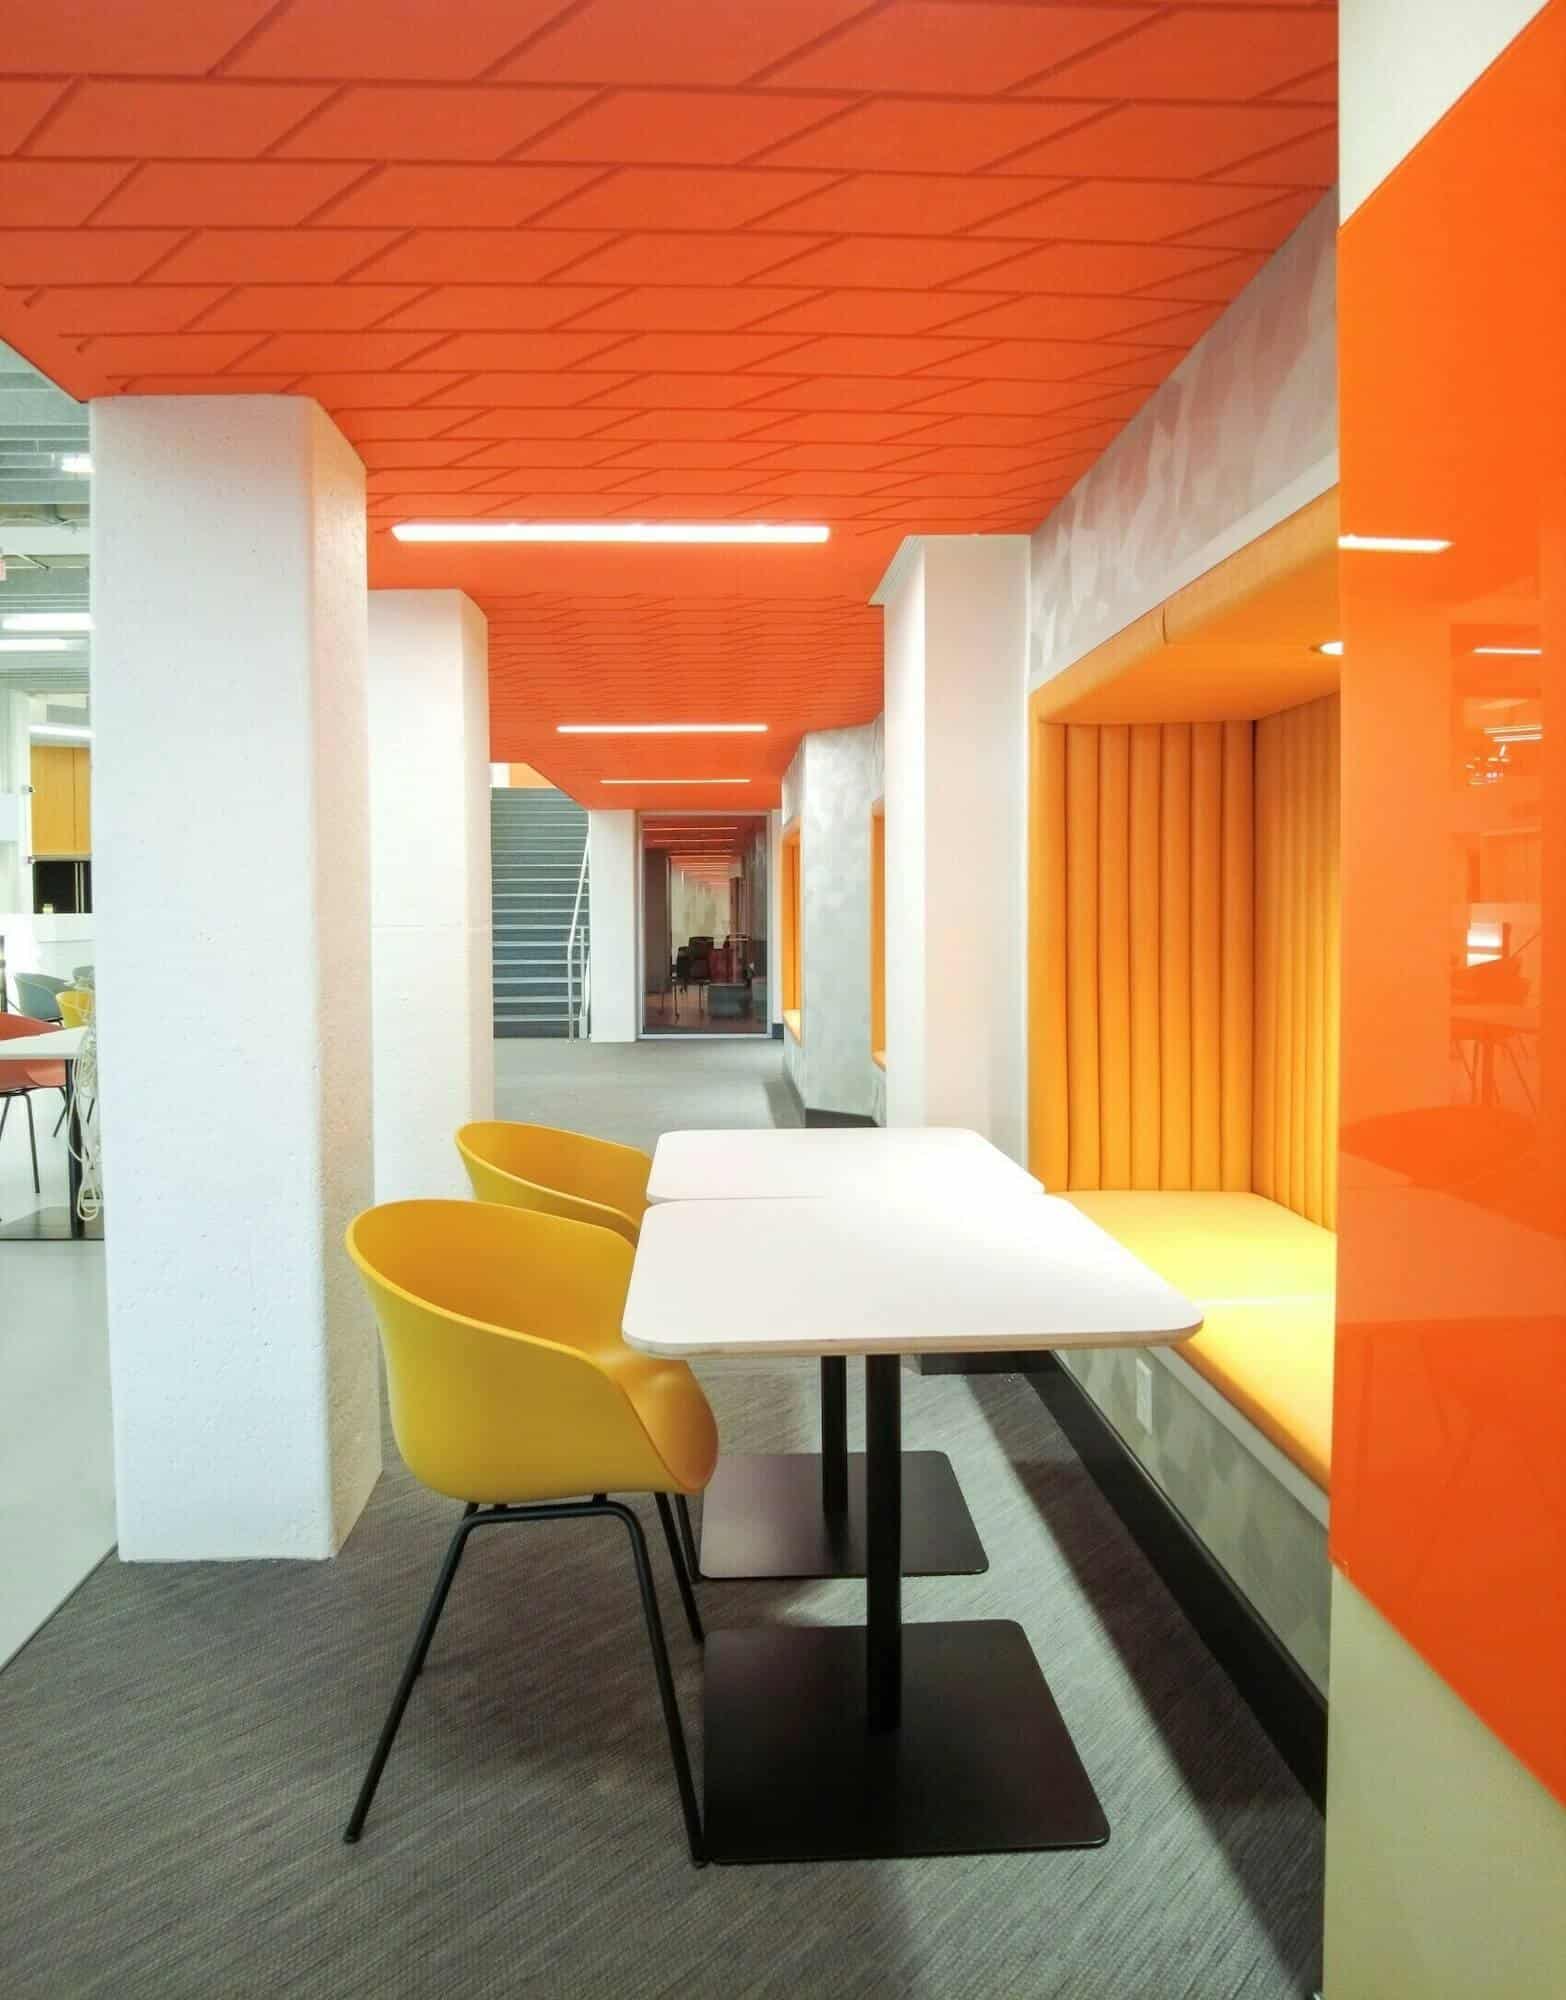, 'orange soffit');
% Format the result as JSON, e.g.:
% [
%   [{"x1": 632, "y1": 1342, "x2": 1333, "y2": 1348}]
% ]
[
  {"x1": 1332, "y1": 2, "x2": 1566, "y2": 1807},
  {"x1": 0, "y1": 3, "x2": 1334, "y2": 805}
]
